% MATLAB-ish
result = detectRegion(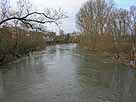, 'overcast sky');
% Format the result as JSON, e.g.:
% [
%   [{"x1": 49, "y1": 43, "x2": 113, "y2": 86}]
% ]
[{"x1": 11, "y1": 0, "x2": 136, "y2": 33}]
